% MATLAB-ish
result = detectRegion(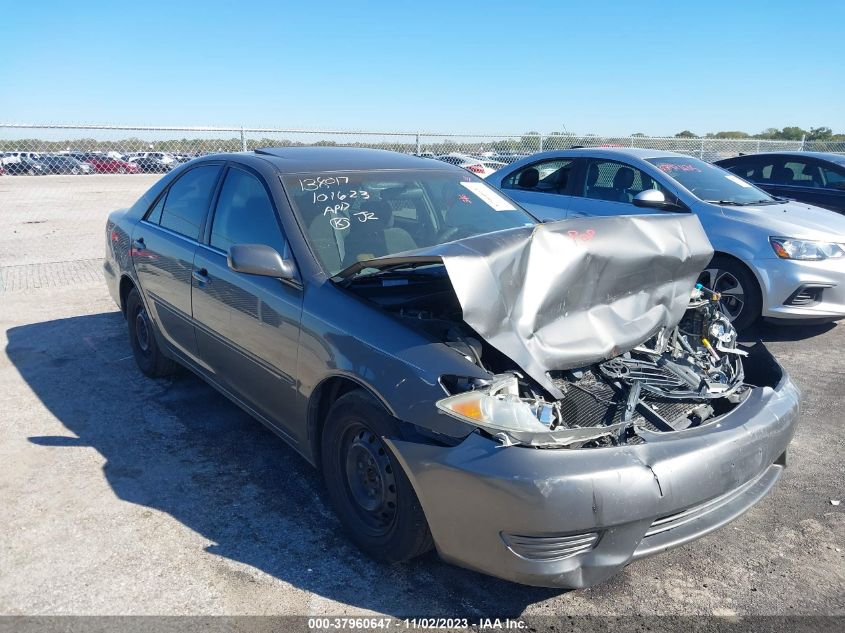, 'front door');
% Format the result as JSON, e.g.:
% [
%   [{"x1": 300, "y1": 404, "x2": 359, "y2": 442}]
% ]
[
  {"x1": 191, "y1": 165, "x2": 304, "y2": 441},
  {"x1": 566, "y1": 158, "x2": 668, "y2": 217}
]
